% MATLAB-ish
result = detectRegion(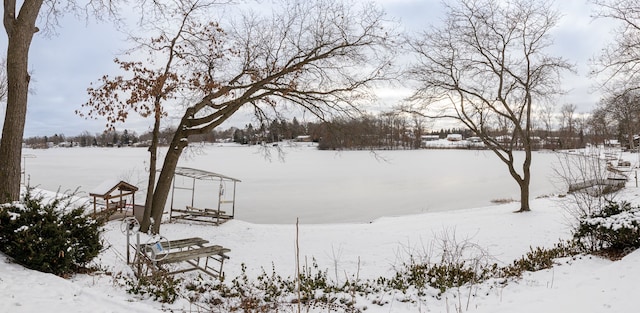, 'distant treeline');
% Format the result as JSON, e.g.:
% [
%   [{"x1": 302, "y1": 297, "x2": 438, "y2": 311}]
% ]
[
  {"x1": 23, "y1": 114, "x2": 465, "y2": 150},
  {"x1": 24, "y1": 118, "x2": 317, "y2": 148},
  {"x1": 23, "y1": 112, "x2": 588, "y2": 150}
]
